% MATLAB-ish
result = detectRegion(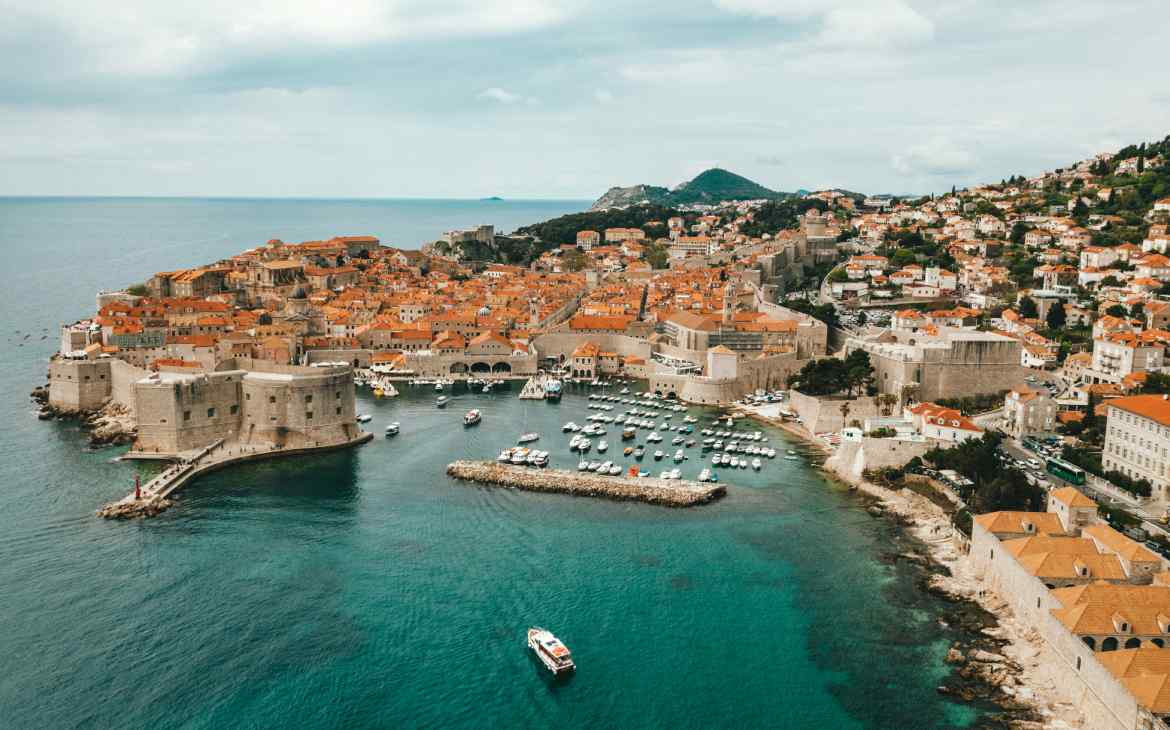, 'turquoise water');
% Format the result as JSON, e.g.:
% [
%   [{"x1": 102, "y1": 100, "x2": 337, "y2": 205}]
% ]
[{"x1": 0, "y1": 198, "x2": 987, "y2": 728}]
